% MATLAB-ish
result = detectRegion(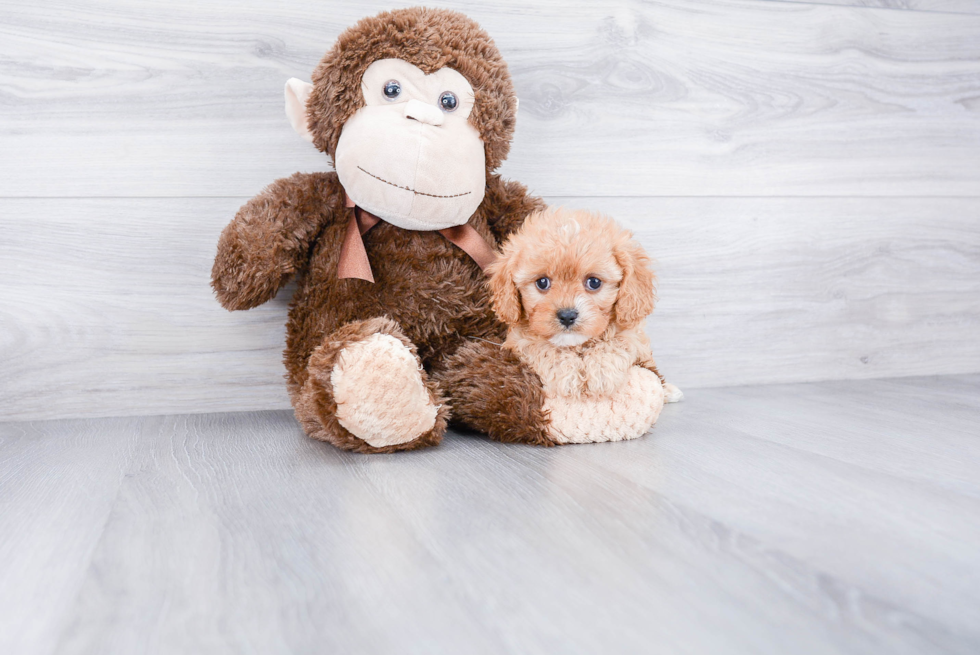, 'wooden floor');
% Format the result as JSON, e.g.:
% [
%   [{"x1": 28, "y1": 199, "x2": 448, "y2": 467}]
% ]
[{"x1": 2, "y1": 374, "x2": 978, "y2": 654}]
